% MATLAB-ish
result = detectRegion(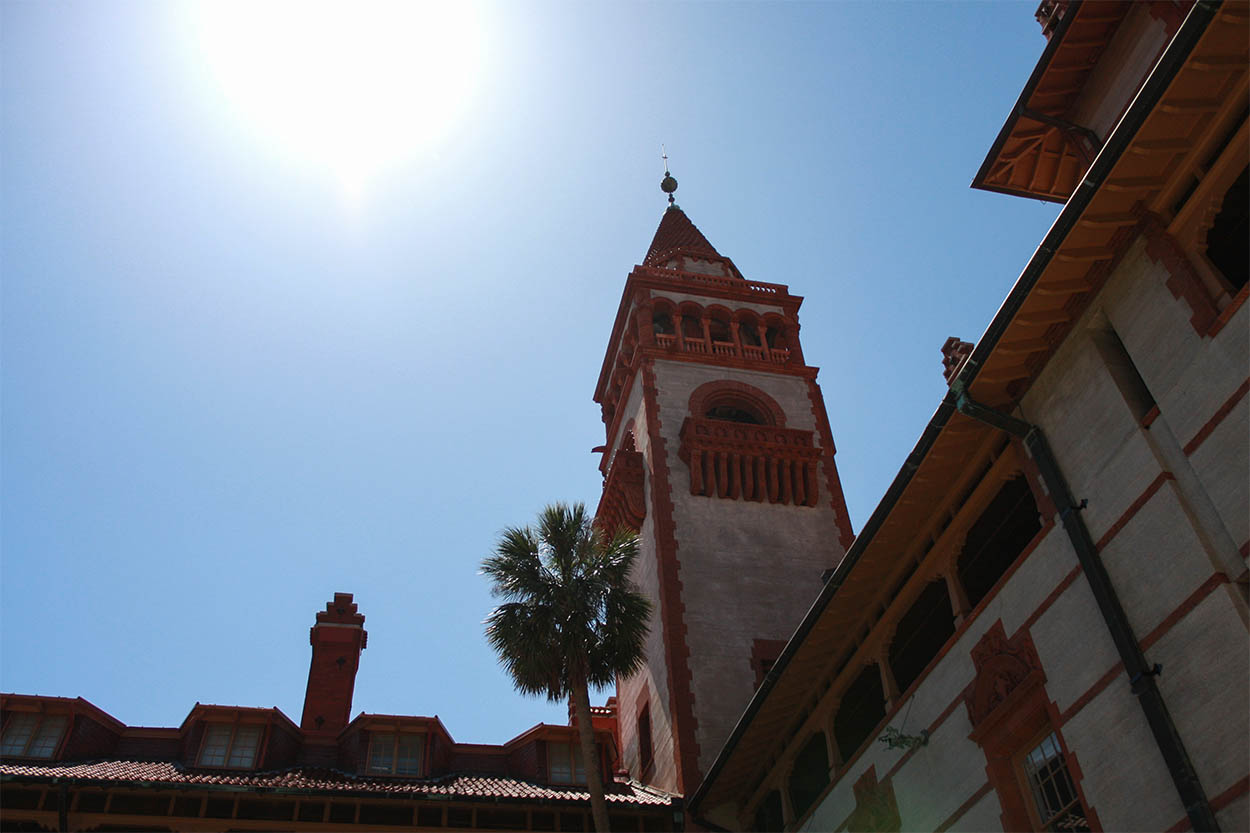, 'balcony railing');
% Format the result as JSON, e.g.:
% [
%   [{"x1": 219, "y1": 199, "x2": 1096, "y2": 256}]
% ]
[{"x1": 650, "y1": 333, "x2": 791, "y2": 365}]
